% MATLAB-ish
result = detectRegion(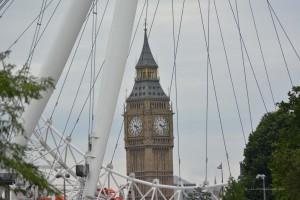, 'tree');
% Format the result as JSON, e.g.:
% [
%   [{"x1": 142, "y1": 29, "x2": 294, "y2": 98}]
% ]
[
  {"x1": 270, "y1": 86, "x2": 300, "y2": 199},
  {"x1": 186, "y1": 187, "x2": 211, "y2": 200},
  {"x1": 0, "y1": 51, "x2": 57, "y2": 196},
  {"x1": 242, "y1": 111, "x2": 291, "y2": 200},
  {"x1": 222, "y1": 87, "x2": 300, "y2": 200},
  {"x1": 221, "y1": 178, "x2": 248, "y2": 200}
]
